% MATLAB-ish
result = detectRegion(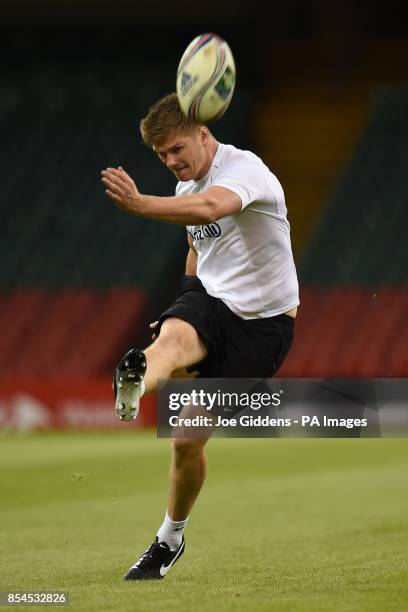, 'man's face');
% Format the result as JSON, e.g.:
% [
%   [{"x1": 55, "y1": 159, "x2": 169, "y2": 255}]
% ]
[{"x1": 153, "y1": 129, "x2": 208, "y2": 182}]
